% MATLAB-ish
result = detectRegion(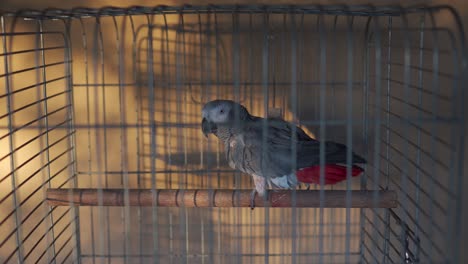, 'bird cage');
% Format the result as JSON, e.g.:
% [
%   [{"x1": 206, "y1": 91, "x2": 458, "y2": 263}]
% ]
[{"x1": 0, "y1": 5, "x2": 466, "y2": 264}]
